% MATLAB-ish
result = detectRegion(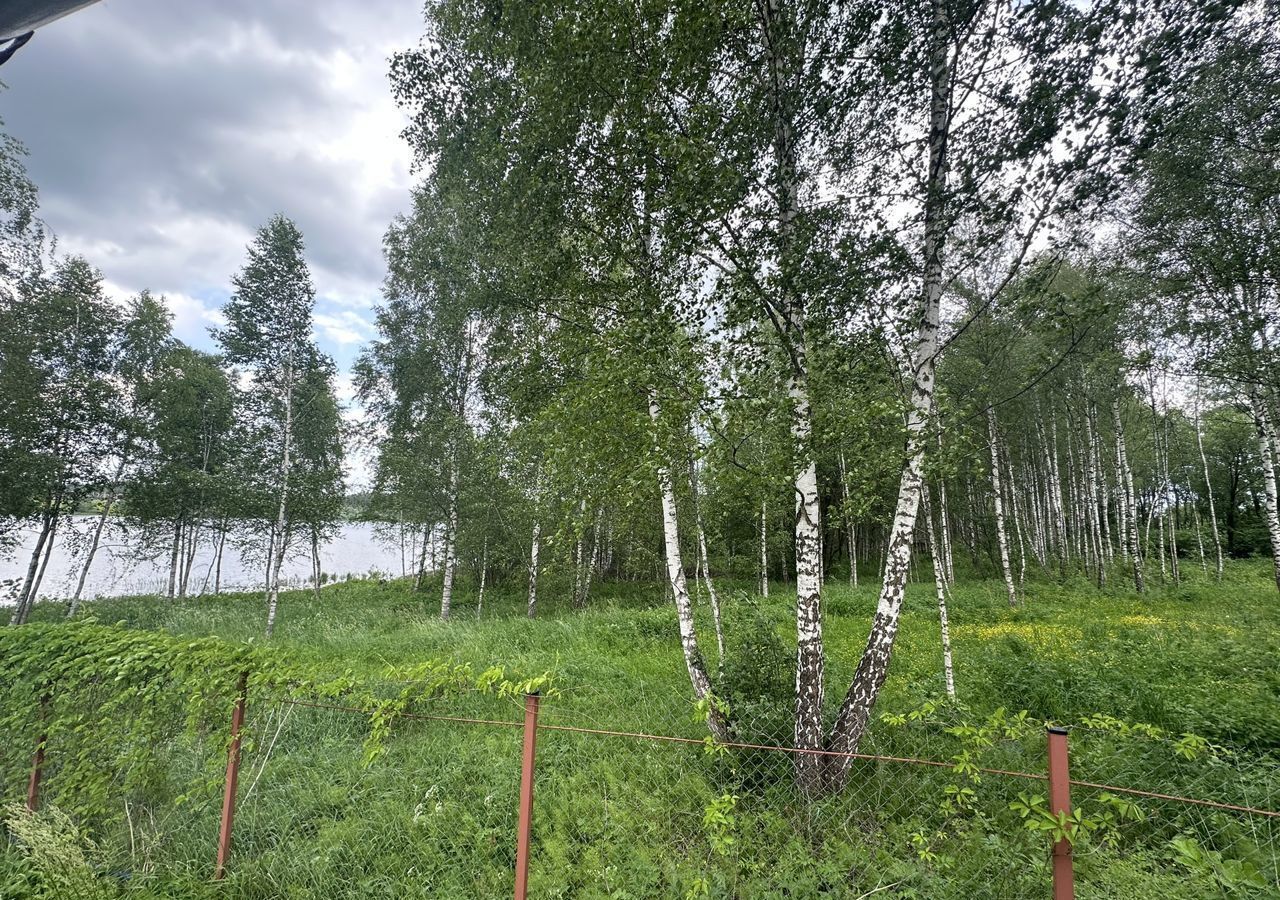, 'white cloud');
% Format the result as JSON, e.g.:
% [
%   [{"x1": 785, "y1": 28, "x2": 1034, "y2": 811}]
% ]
[
  {"x1": 314, "y1": 309, "x2": 375, "y2": 347},
  {"x1": 166, "y1": 291, "x2": 227, "y2": 337},
  {"x1": 1, "y1": 0, "x2": 418, "y2": 366}
]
